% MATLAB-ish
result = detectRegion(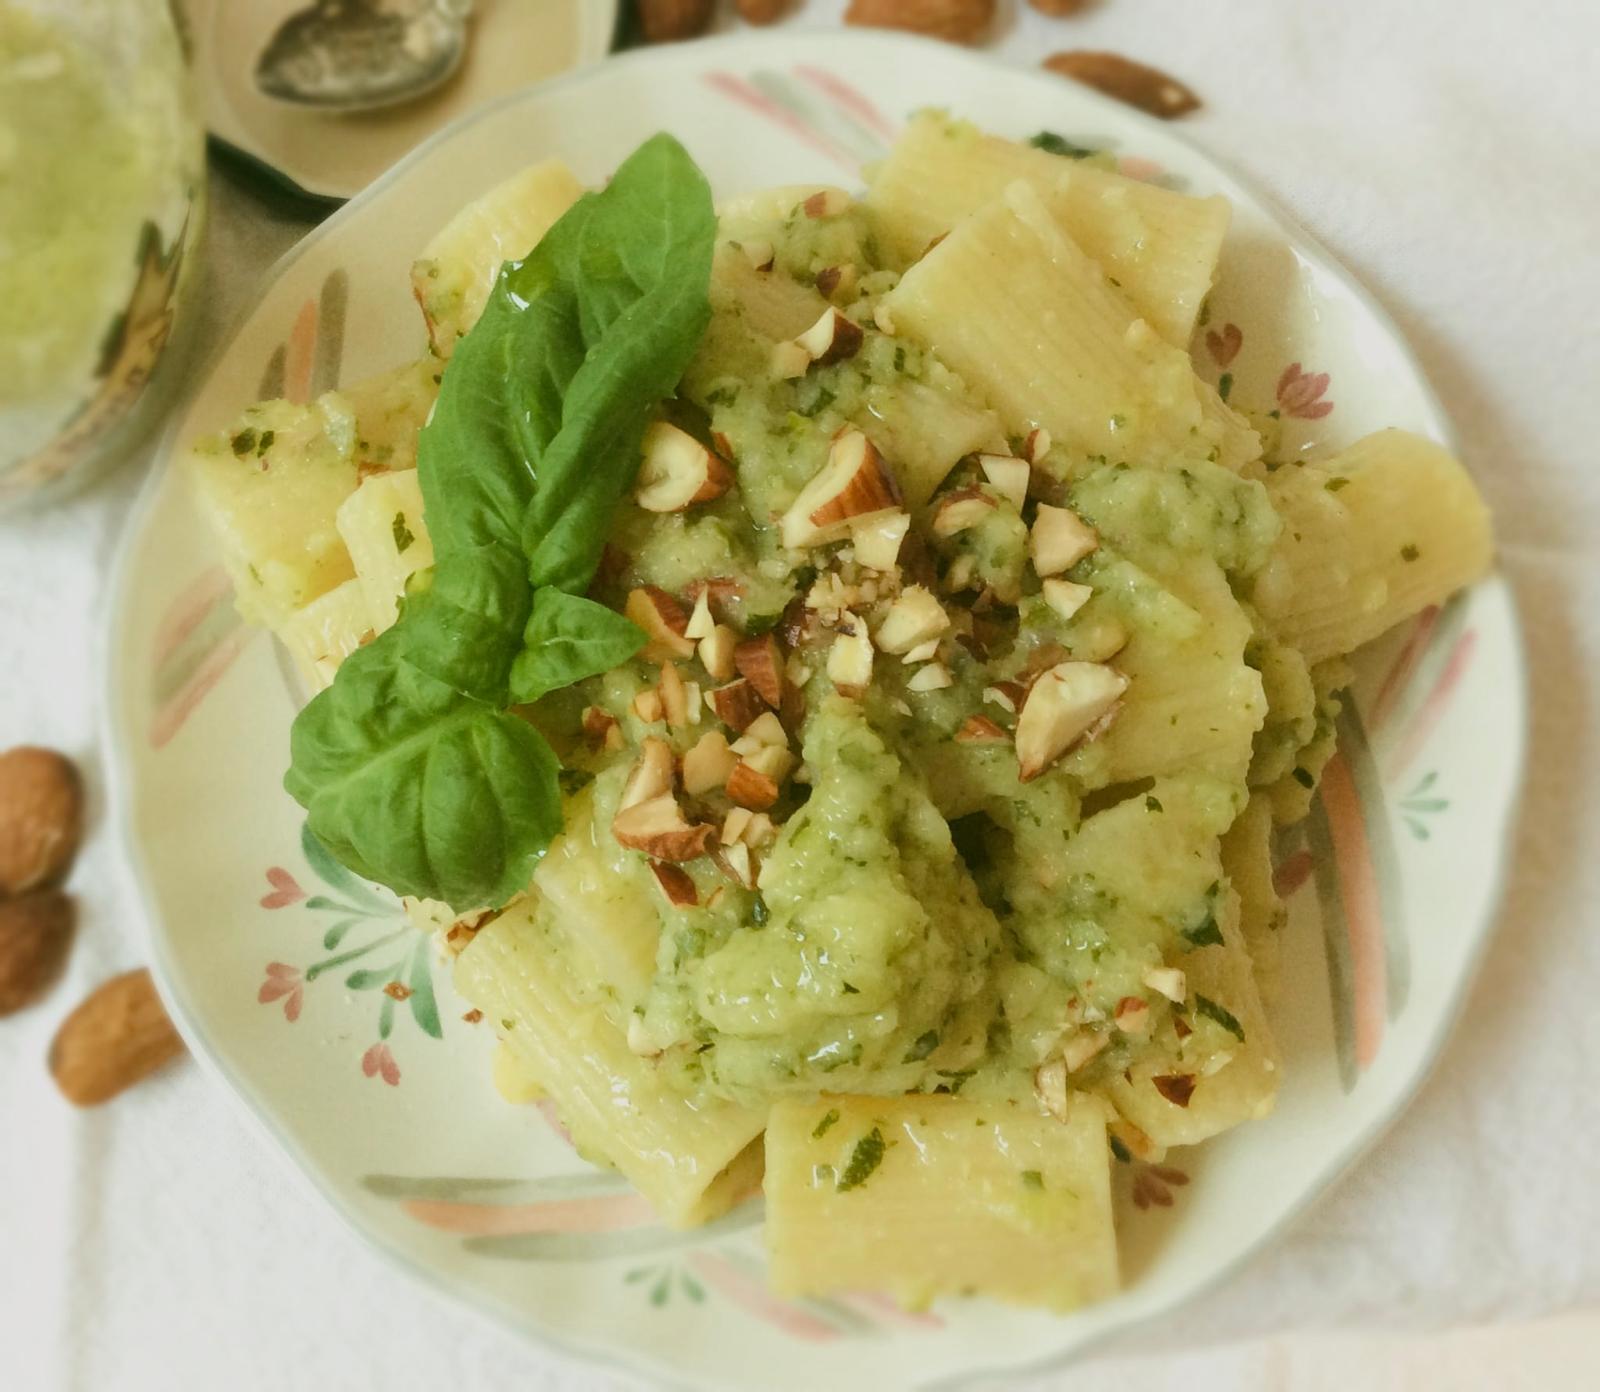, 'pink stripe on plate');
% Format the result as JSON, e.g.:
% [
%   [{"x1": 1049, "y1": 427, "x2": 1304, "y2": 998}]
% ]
[
  {"x1": 701, "y1": 72, "x2": 860, "y2": 173},
  {"x1": 1386, "y1": 628, "x2": 1478, "y2": 781},
  {"x1": 791, "y1": 66, "x2": 899, "y2": 142},
  {"x1": 841, "y1": 1289, "x2": 944, "y2": 1329},
  {"x1": 284, "y1": 299, "x2": 318, "y2": 405},
  {"x1": 401, "y1": 1191, "x2": 658, "y2": 1236},
  {"x1": 152, "y1": 567, "x2": 234, "y2": 671},
  {"x1": 1319, "y1": 753, "x2": 1386, "y2": 1069},
  {"x1": 687, "y1": 1252, "x2": 843, "y2": 1341},
  {"x1": 1367, "y1": 605, "x2": 1440, "y2": 736},
  {"x1": 149, "y1": 627, "x2": 252, "y2": 750}
]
